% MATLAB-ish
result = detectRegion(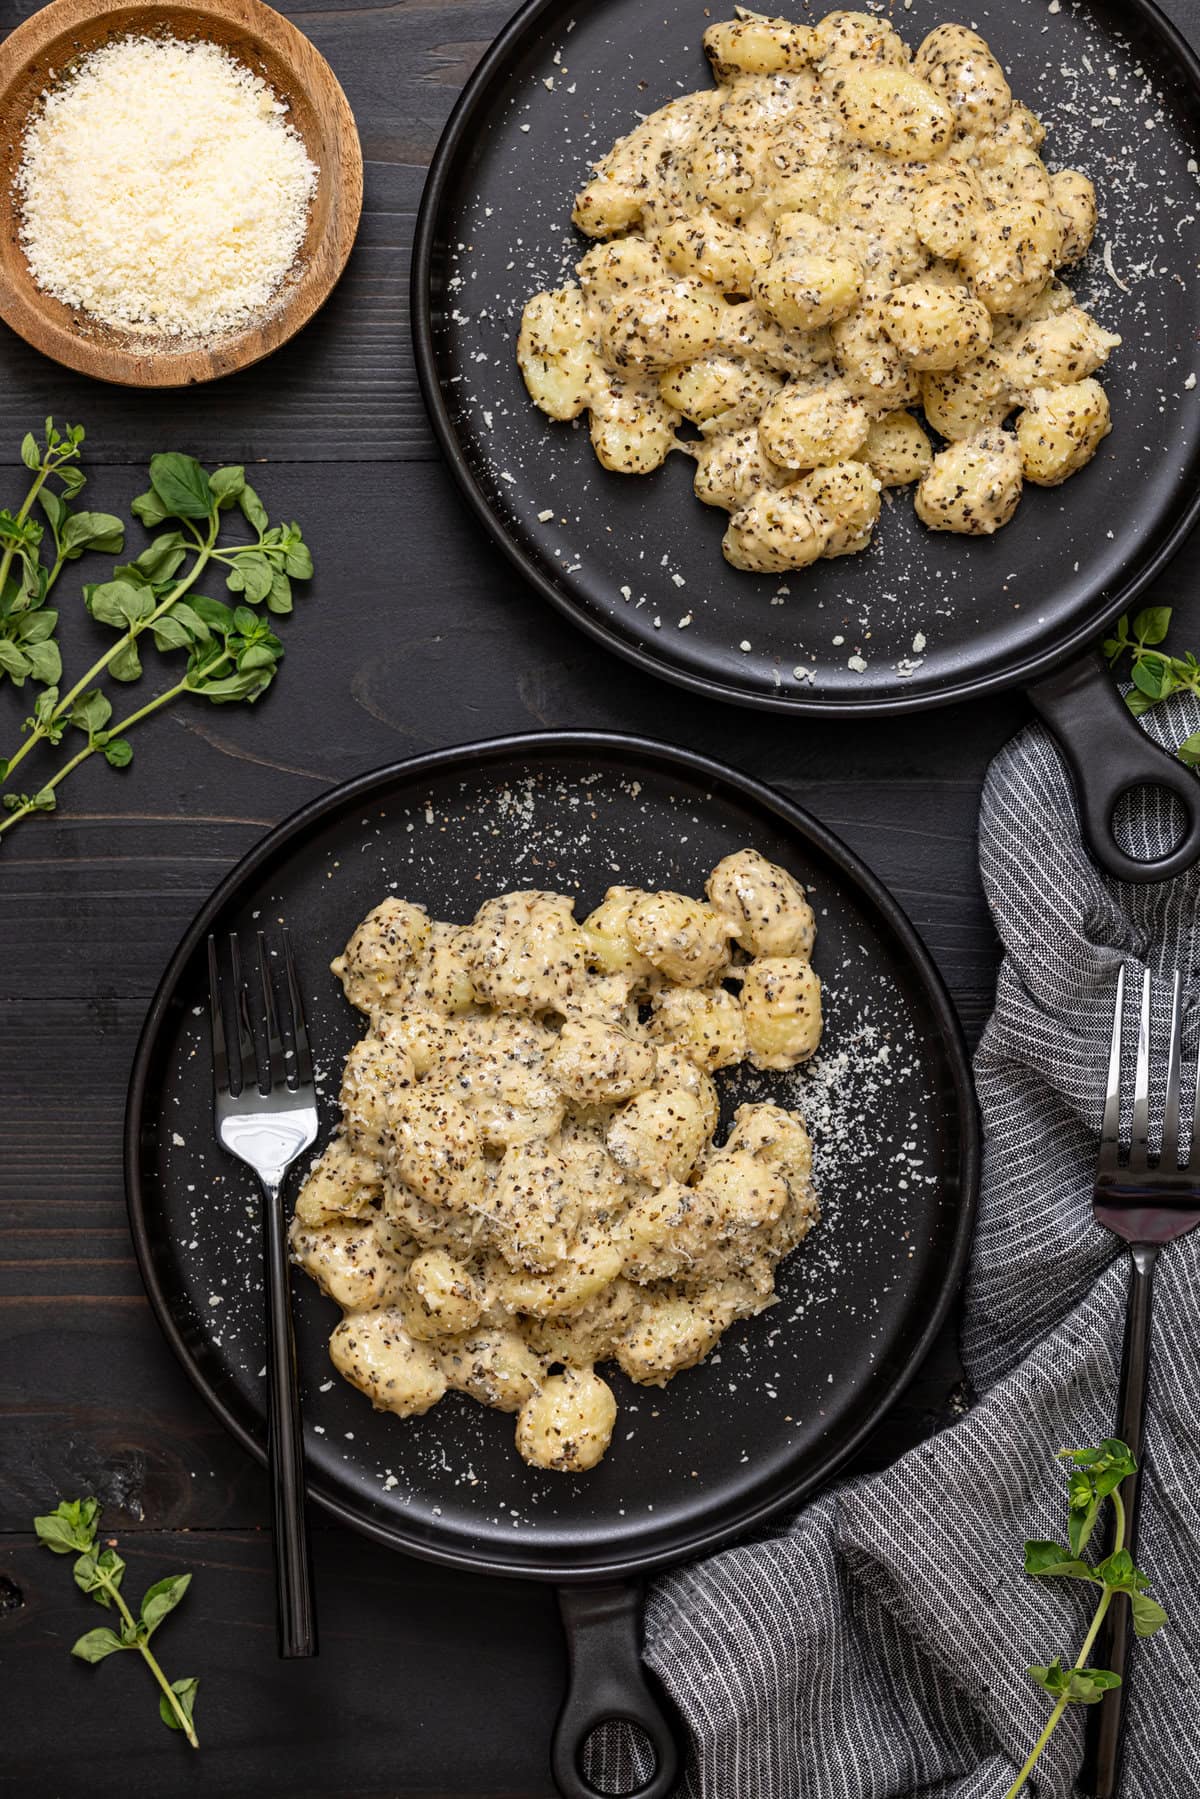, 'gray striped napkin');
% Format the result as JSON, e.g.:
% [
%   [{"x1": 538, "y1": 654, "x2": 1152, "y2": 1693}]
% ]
[{"x1": 622, "y1": 692, "x2": 1200, "y2": 1798}]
